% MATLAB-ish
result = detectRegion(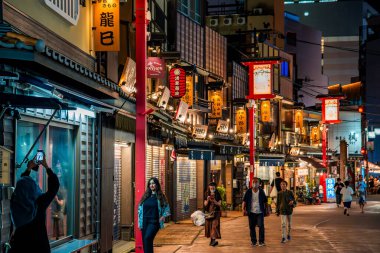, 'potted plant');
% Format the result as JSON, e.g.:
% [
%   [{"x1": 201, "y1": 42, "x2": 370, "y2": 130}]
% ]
[{"x1": 217, "y1": 185, "x2": 228, "y2": 217}]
